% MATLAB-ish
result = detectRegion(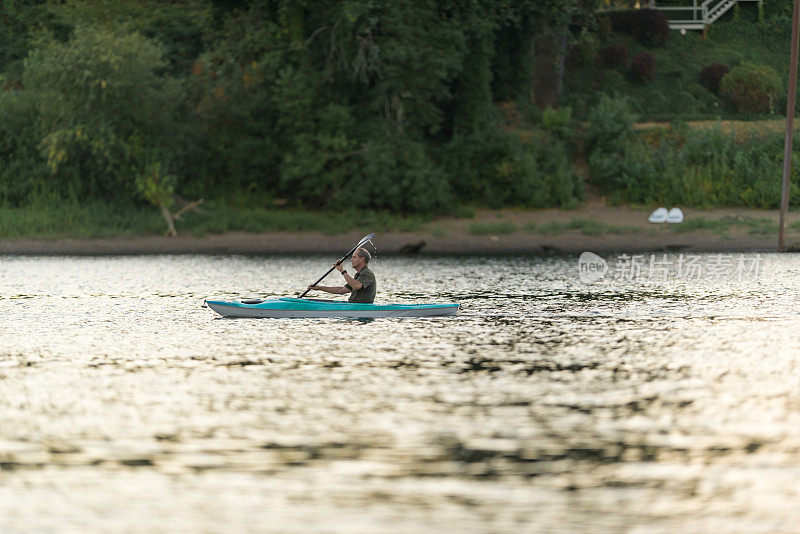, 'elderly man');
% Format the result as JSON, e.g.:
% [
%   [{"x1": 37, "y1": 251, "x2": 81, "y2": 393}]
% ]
[{"x1": 306, "y1": 247, "x2": 376, "y2": 303}]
